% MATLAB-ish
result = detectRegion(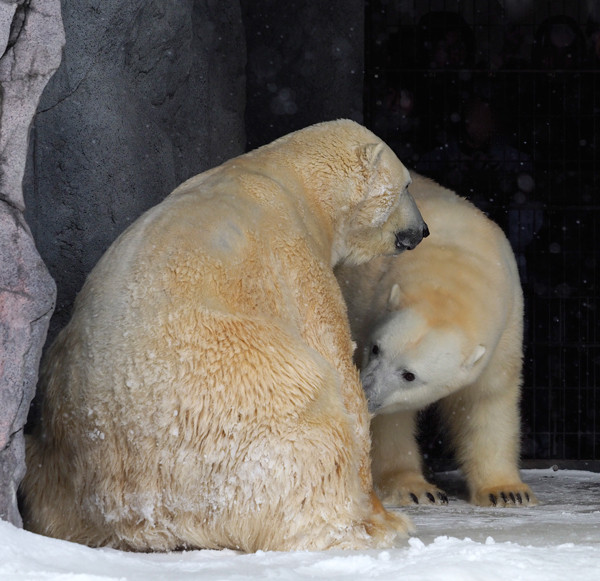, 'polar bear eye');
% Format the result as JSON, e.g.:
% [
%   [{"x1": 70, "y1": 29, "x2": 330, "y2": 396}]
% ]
[
  {"x1": 402, "y1": 370, "x2": 416, "y2": 382},
  {"x1": 371, "y1": 344, "x2": 380, "y2": 356}
]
